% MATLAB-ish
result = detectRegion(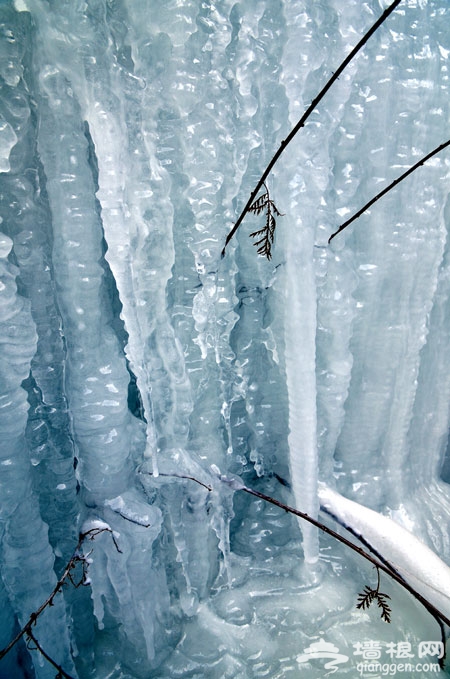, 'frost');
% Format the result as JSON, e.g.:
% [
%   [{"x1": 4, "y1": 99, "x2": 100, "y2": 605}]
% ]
[{"x1": 81, "y1": 519, "x2": 112, "y2": 534}]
